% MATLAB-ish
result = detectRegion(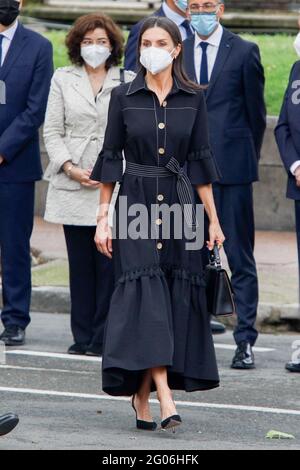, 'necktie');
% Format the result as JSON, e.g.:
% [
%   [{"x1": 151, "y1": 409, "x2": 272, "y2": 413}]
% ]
[
  {"x1": 181, "y1": 19, "x2": 194, "y2": 40},
  {"x1": 0, "y1": 35, "x2": 4, "y2": 68},
  {"x1": 200, "y1": 42, "x2": 209, "y2": 85}
]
